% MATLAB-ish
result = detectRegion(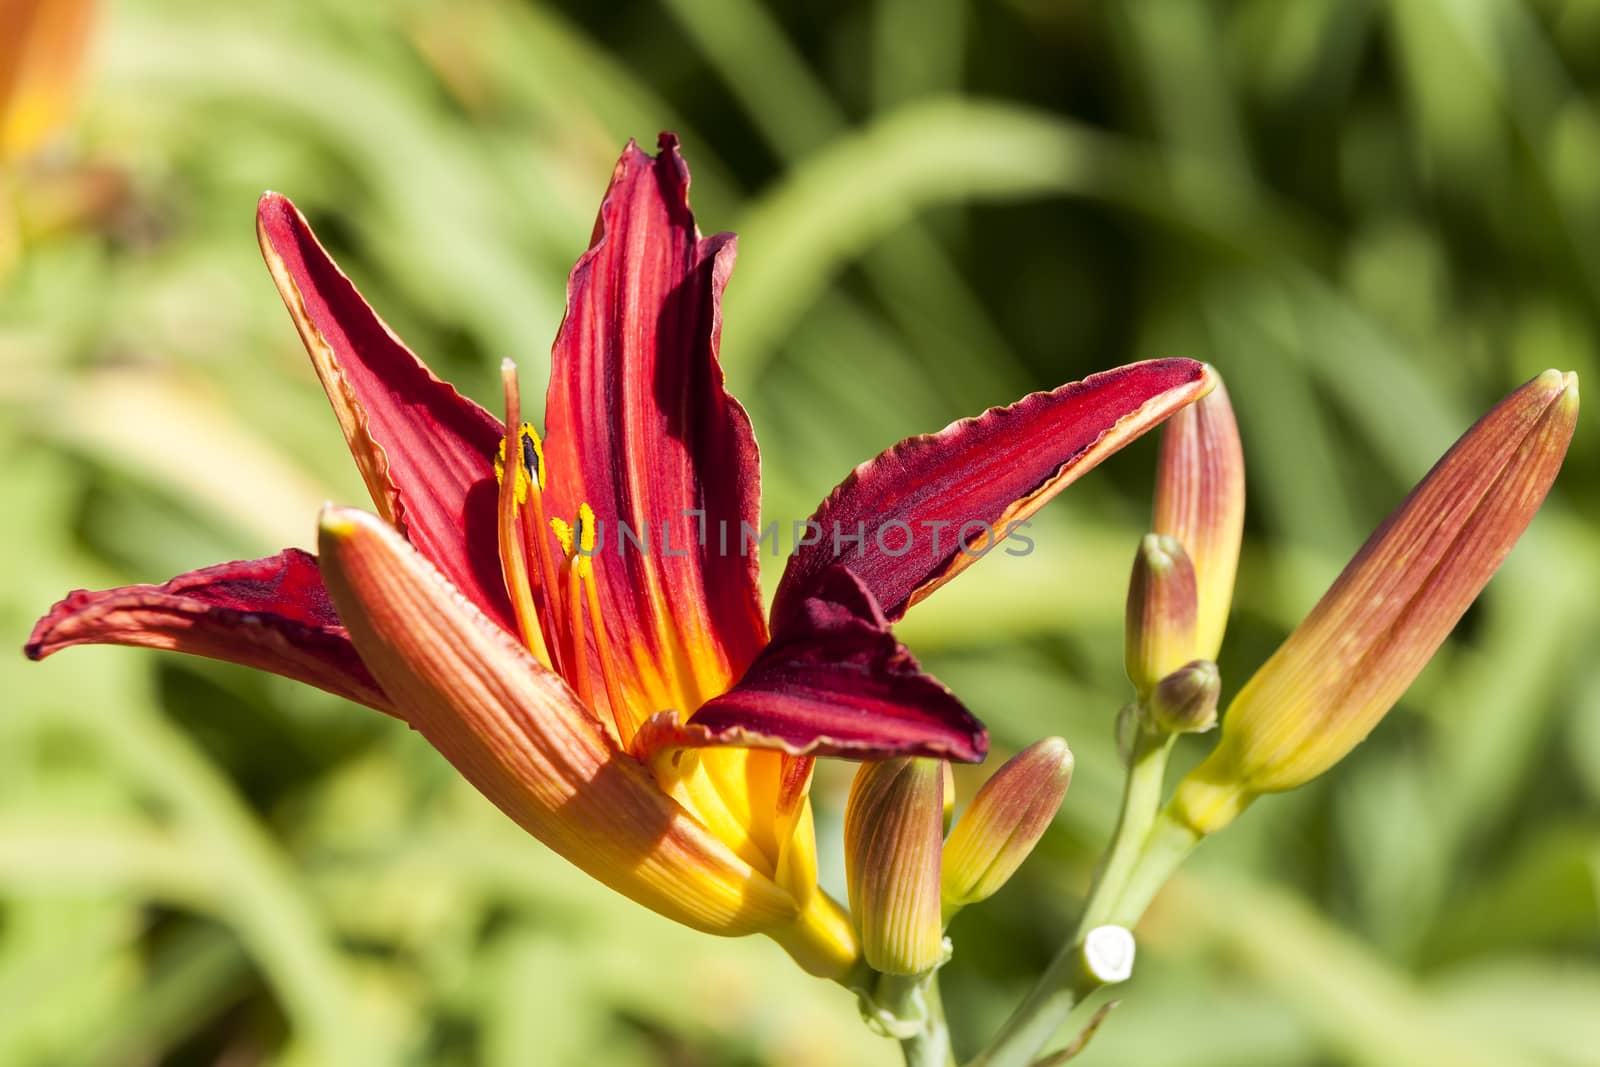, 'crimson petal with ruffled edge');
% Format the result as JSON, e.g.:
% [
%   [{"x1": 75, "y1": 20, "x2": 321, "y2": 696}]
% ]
[
  {"x1": 256, "y1": 193, "x2": 515, "y2": 633},
  {"x1": 542, "y1": 134, "x2": 767, "y2": 715},
  {"x1": 675, "y1": 566, "x2": 986, "y2": 762},
  {"x1": 772, "y1": 359, "x2": 1215, "y2": 628},
  {"x1": 25, "y1": 549, "x2": 391, "y2": 713}
]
